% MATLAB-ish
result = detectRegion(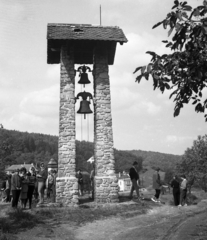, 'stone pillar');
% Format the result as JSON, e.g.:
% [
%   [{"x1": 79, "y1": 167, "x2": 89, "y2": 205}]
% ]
[
  {"x1": 56, "y1": 44, "x2": 78, "y2": 206},
  {"x1": 93, "y1": 44, "x2": 119, "y2": 203}
]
